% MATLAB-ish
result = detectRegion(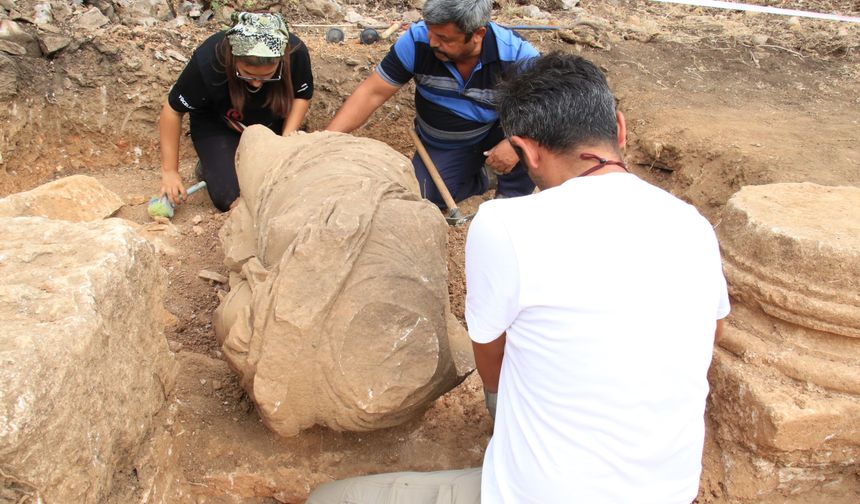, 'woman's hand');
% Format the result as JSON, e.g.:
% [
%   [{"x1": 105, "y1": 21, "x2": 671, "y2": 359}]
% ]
[{"x1": 160, "y1": 170, "x2": 187, "y2": 205}]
